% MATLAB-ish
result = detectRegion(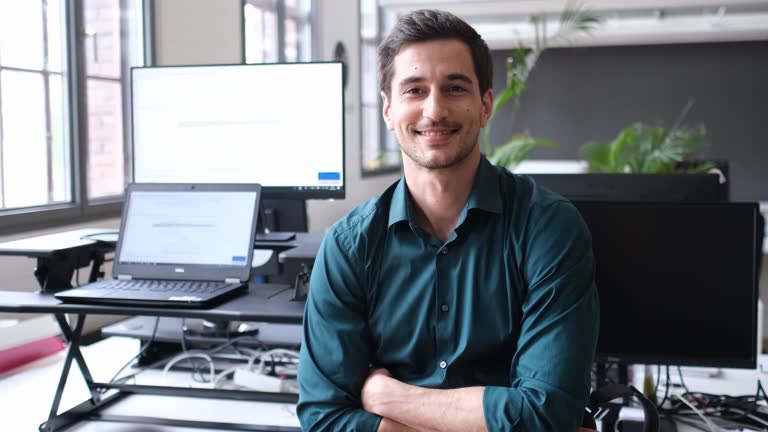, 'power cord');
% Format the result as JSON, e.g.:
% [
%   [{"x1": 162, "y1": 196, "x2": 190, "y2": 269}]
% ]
[{"x1": 106, "y1": 317, "x2": 160, "y2": 386}]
